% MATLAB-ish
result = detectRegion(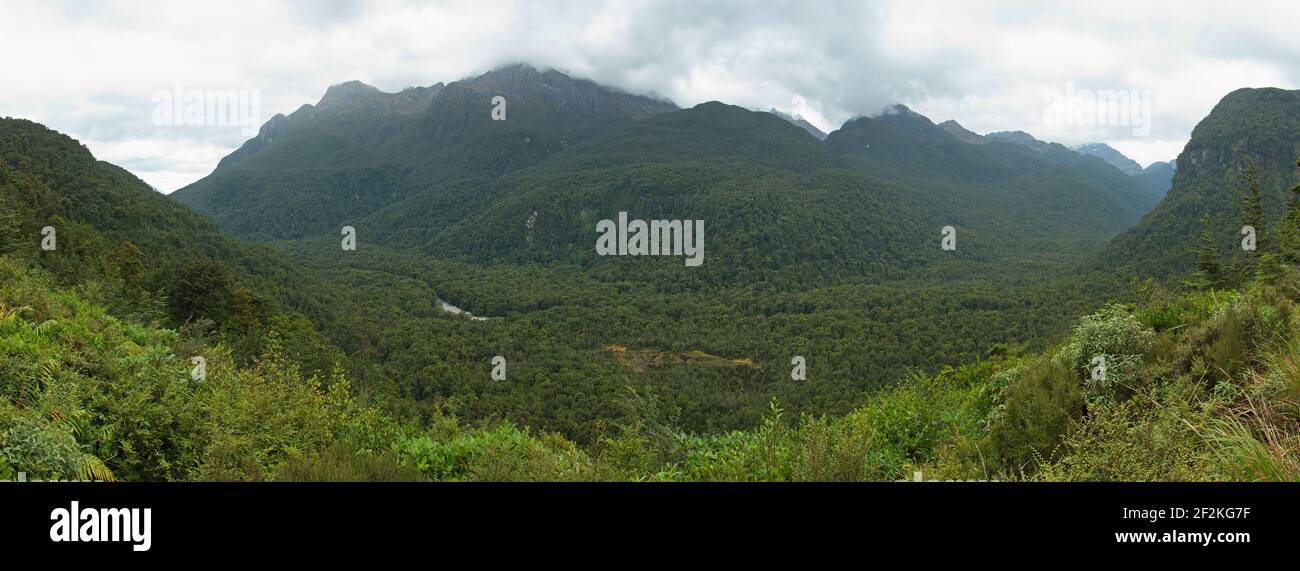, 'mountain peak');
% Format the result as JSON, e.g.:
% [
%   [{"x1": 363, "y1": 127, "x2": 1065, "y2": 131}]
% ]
[
  {"x1": 318, "y1": 80, "x2": 382, "y2": 108},
  {"x1": 876, "y1": 104, "x2": 936, "y2": 130},
  {"x1": 986, "y1": 130, "x2": 1062, "y2": 154},
  {"x1": 986, "y1": 130, "x2": 1040, "y2": 144},
  {"x1": 768, "y1": 109, "x2": 828, "y2": 140},
  {"x1": 938, "y1": 120, "x2": 984, "y2": 144},
  {"x1": 1076, "y1": 142, "x2": 1143, "y2": 175}
]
